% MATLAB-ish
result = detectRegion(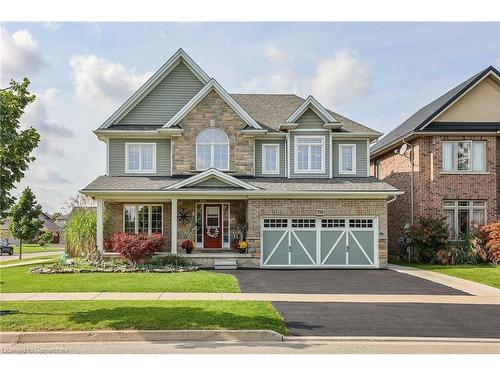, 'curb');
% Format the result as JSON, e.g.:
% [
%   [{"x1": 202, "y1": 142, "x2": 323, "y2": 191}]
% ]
[
  {"x1": 0, "y1": 329, "x2": 284, "y2": 344},
  {"x1": 285, "y1": 336, "x2": 500, "y2": 343}
]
